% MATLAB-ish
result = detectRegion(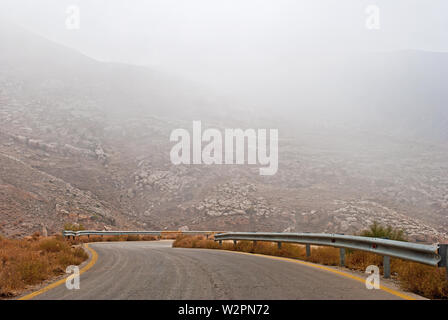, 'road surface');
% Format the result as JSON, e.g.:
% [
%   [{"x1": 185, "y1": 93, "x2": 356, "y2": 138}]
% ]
[{"x1": 32, "y1": 241, "x2": 407, "y2": 300}]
